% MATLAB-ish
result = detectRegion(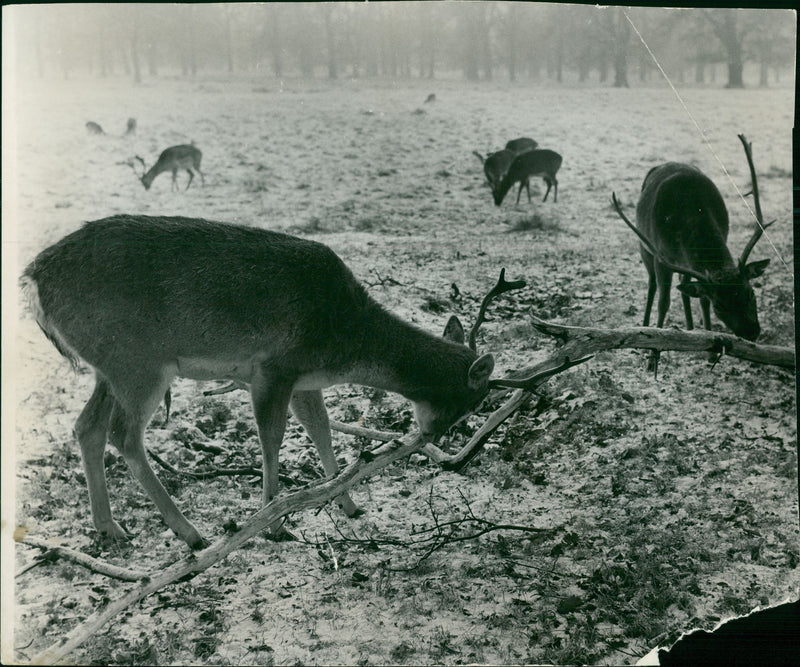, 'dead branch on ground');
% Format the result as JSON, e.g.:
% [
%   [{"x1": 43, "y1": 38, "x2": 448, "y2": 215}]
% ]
[
  {"x1": 32, "y1": 434, "x2": 428, "y2": 665},
  {"x1": 300, "y1": 488, "x2": 555, "y2": 572},
  {"x1": 18, "y1": 536, "x2": 147, "y2": 582}
]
